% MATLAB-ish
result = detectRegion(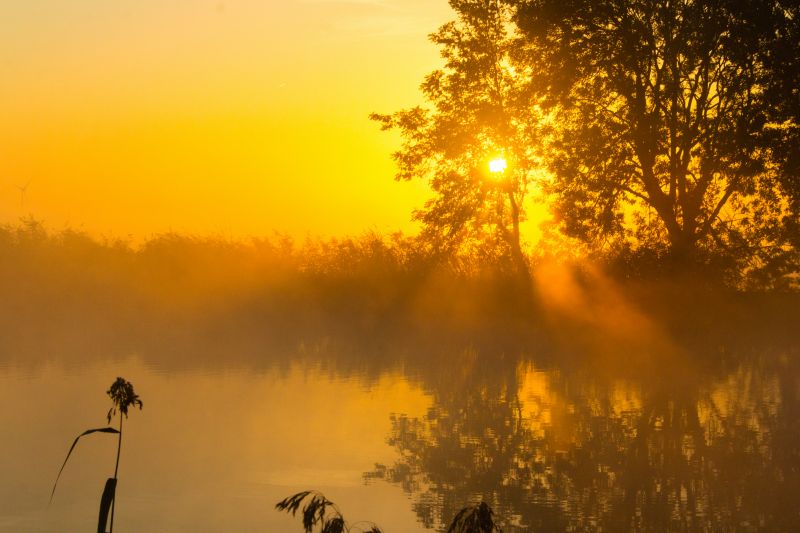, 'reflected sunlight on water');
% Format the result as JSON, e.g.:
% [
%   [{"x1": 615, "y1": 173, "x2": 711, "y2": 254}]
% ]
[
  {"x1": 0, "y1": 356, "x2": 431, "y2": 532},
  {"x1": 1, "y1": 324, "x2": 798, "y2": 532}
]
